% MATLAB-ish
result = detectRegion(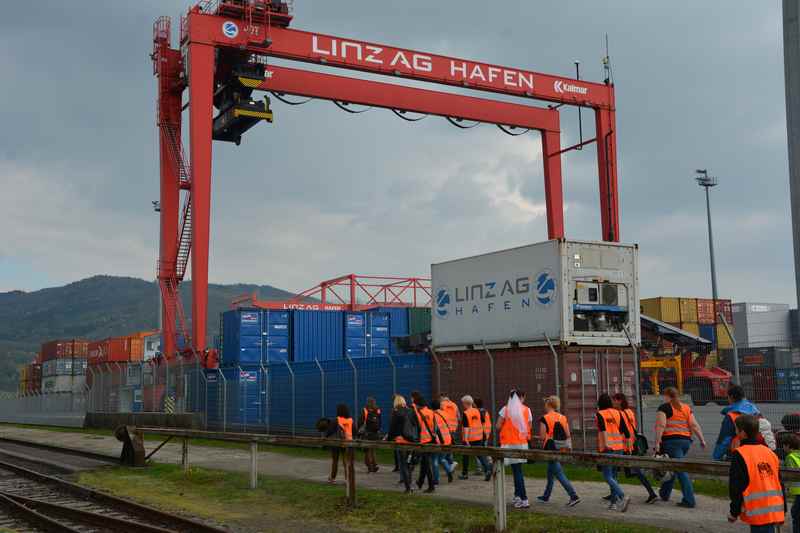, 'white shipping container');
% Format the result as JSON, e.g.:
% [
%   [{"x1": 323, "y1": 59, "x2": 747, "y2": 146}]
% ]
[
  {"x1": 41, "y1": 375, "x2": 86, "y2": 394},
  {"x1": 431, "y1": 239, "x2": 640, "y2": 348}
]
